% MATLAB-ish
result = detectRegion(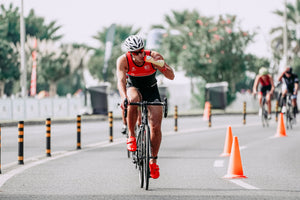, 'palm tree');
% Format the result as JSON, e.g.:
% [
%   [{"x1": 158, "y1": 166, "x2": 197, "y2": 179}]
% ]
[
  {"x1": 25, "y1": 9, "x2": 63, "y2": 41},
  {"x1": 0, "y1": 40, "x2": 20, "y2": 97},
  {"x1": 37, "y1": 40, "x2": 70, "y2": 97},
  {"x1": 270, "y1": 0, "x2": 300, "y2": 64},
  {"x1": 0, "y1": 3, "x2": 20, "y2": 44}
]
